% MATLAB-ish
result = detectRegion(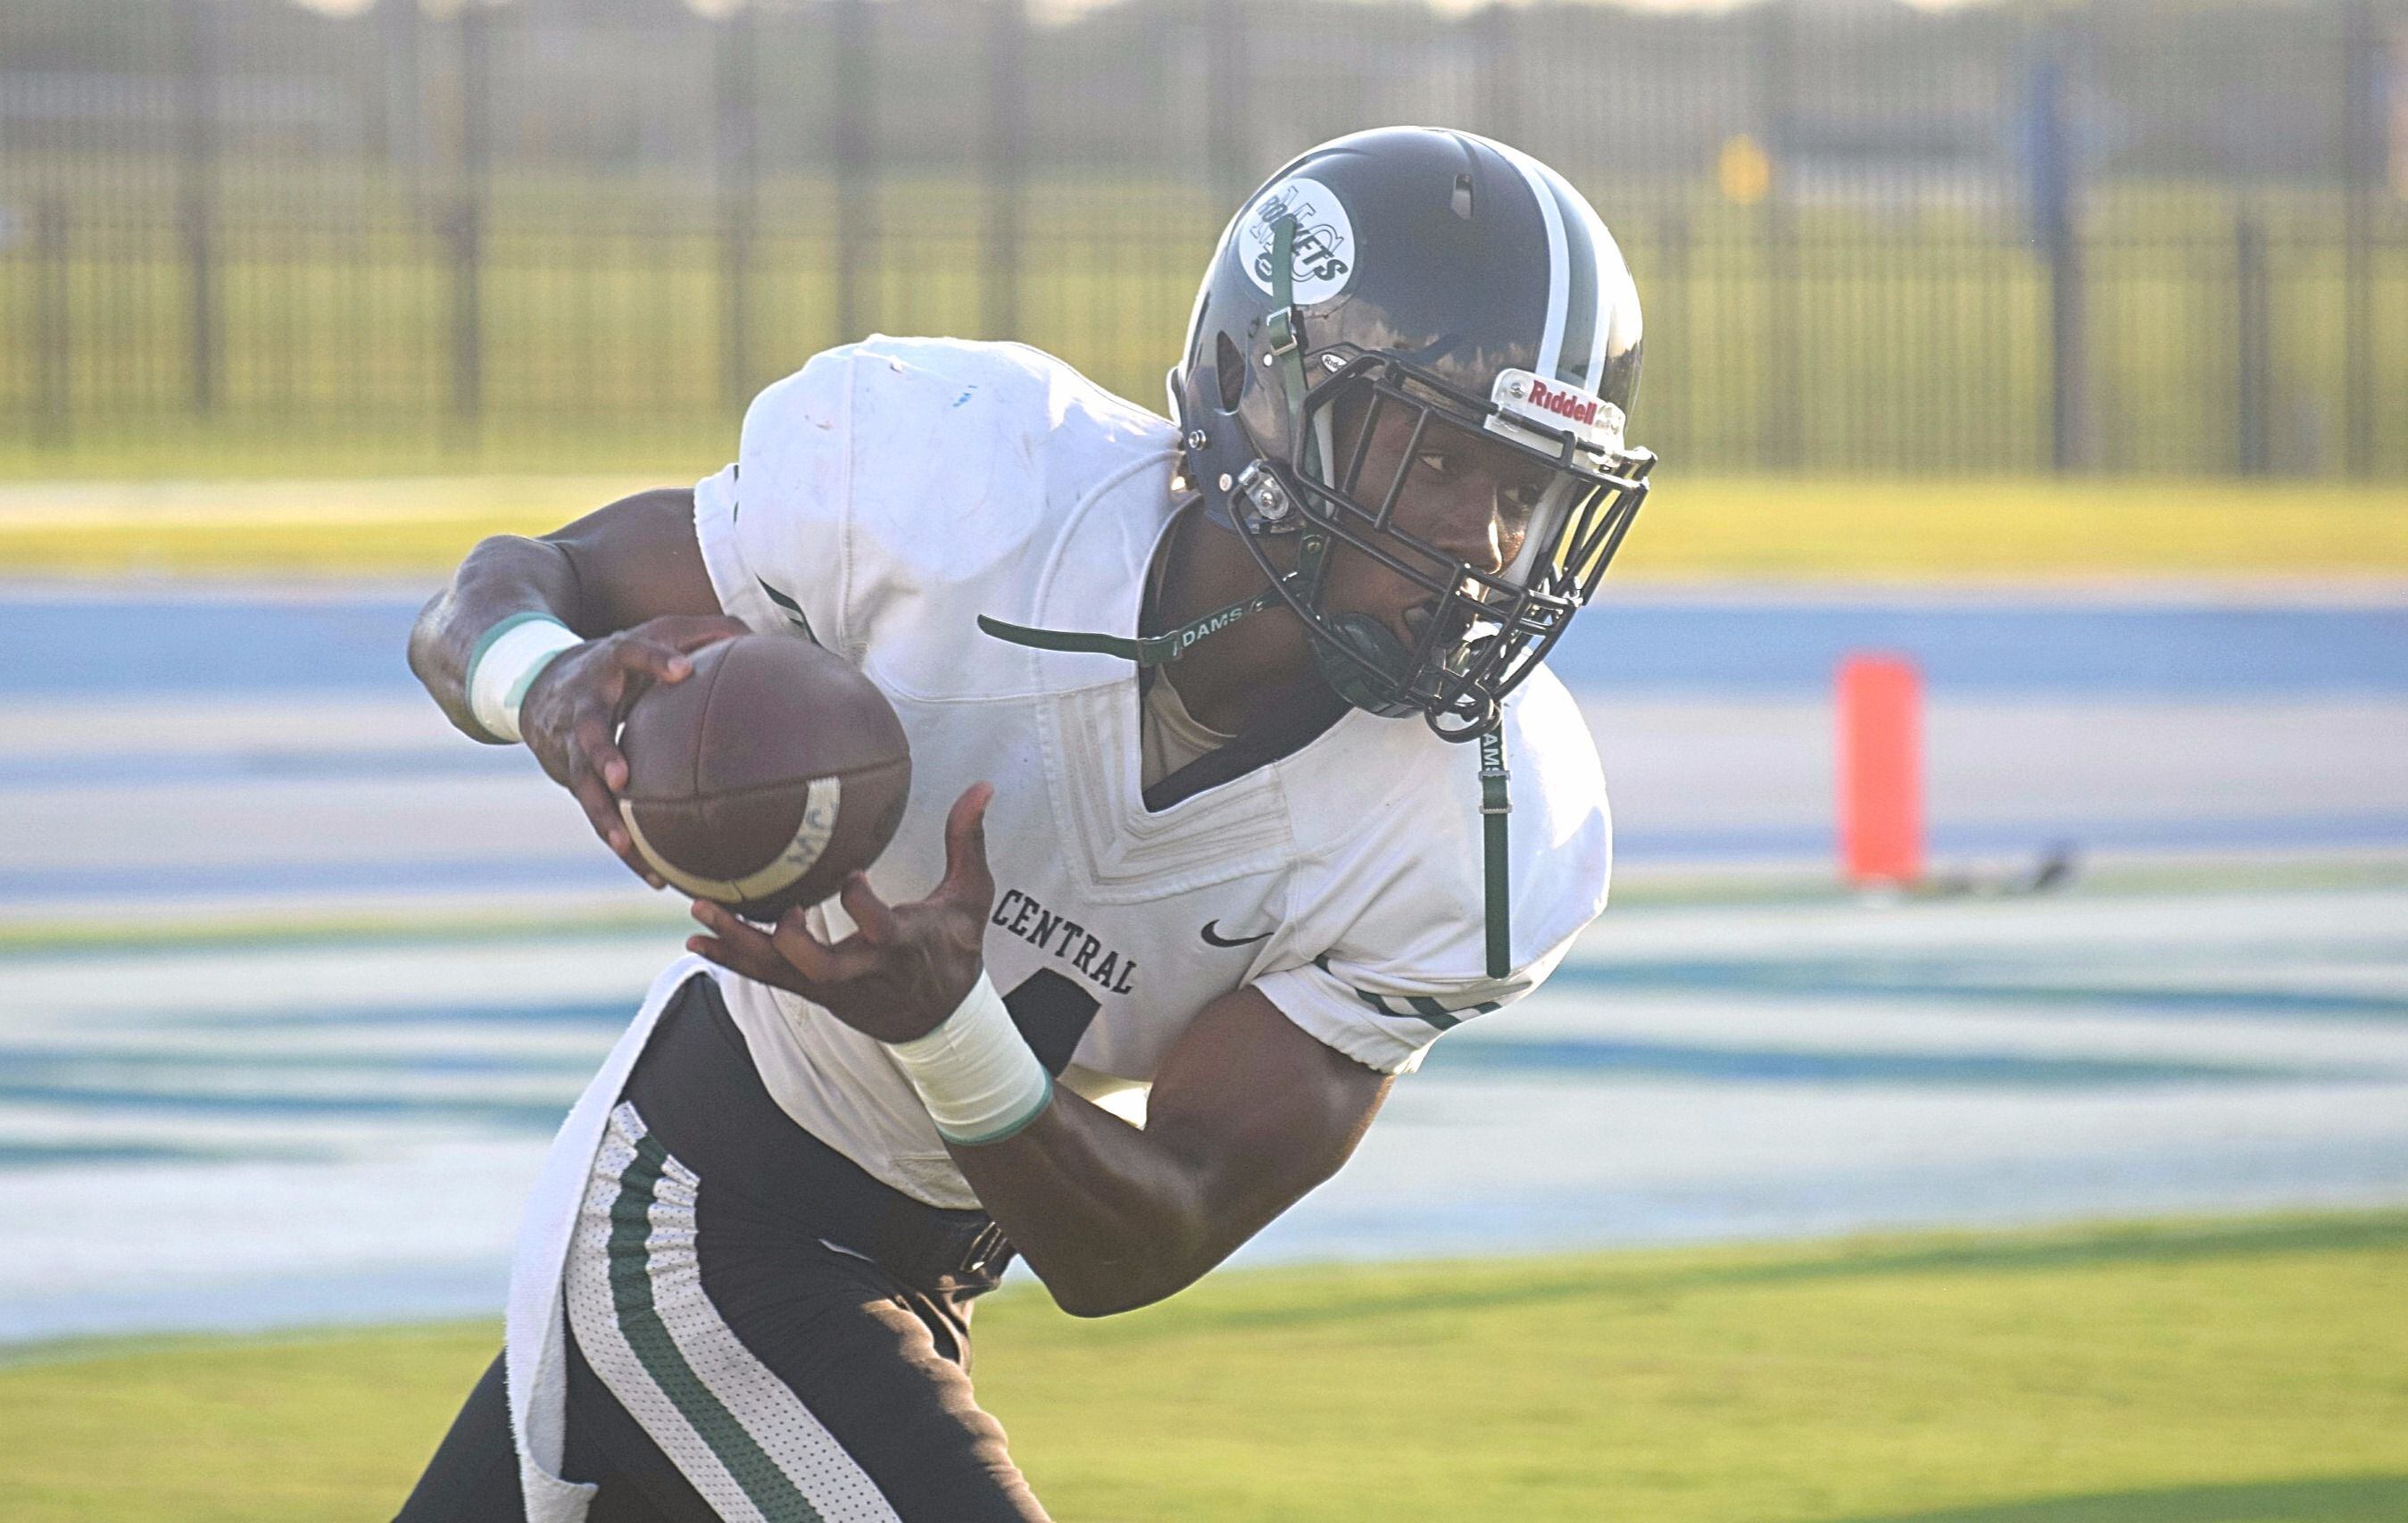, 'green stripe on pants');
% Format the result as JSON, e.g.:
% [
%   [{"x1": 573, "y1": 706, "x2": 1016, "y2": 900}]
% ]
[{"x1": 606, "y1": 1130, "x2": 825, "y2": 1523}]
